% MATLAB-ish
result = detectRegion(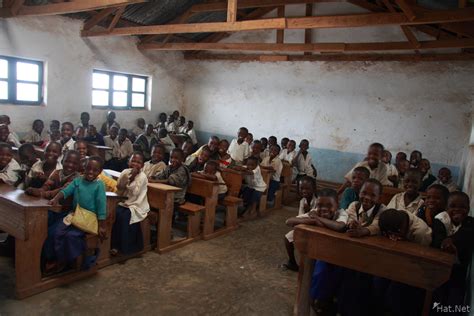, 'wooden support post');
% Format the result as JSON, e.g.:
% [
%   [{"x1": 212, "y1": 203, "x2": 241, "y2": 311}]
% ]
[
  {"x1": 394, "y1": 0, "x2": 416, "y2": 21},
  {"x1": 304, "y1": 3, "x2": 313, "y2": 55},
  {"x1": 382, "y1": 0, "x2": 420, "y2": 48},
  {"x1": 276, "y1": 6, "x2": 285, "y2": 43},
  {"x1": 83, "y1": 7, "x2": 117, "y2": 31},
  {"x1": 107, "y1": 6, "x2": 125, "y2": 31},
  {"x1": 227, "y1": 0, "x2": 238, "y2": 22}
]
